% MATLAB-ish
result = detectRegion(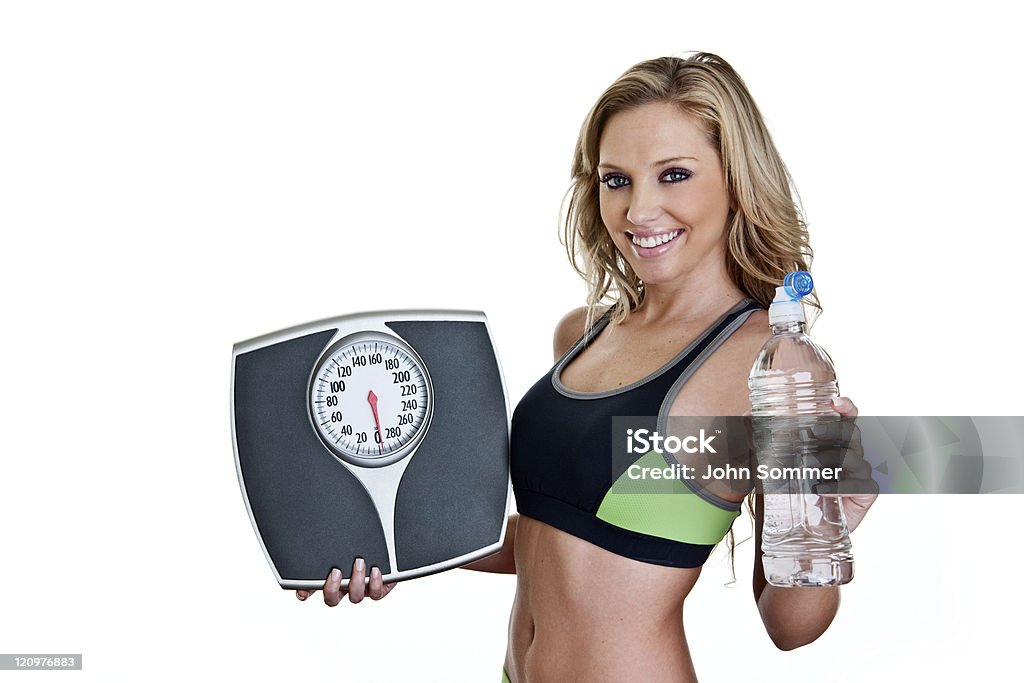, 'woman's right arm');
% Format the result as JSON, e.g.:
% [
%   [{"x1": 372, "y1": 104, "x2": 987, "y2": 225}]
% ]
[{"x1": 461, "y1": 513, "x2": 520, "y2": 573}]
